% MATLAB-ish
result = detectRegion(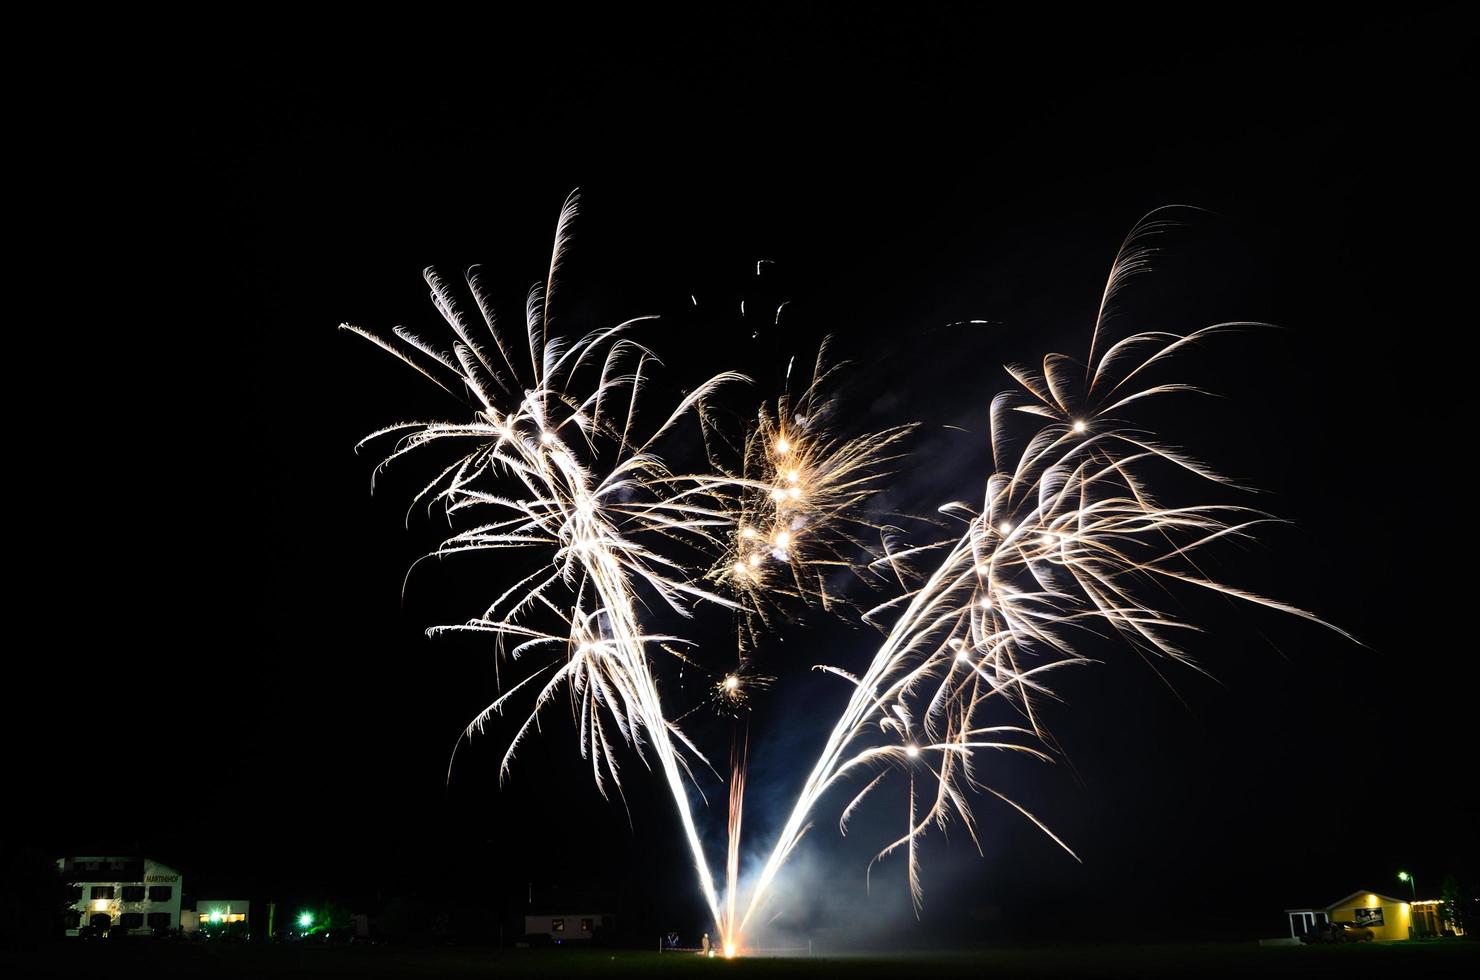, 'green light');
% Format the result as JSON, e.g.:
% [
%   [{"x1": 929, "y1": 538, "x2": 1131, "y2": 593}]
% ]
[
  {"x1": 298, "y1": 912, "x2": 313, "y2": 928},
  {"x1": 1398, "y1": 871, "x2": 1411, "y2": 882},
  {"x1": 210, "y1": 911, "x2": 223, "y2": 923}
]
